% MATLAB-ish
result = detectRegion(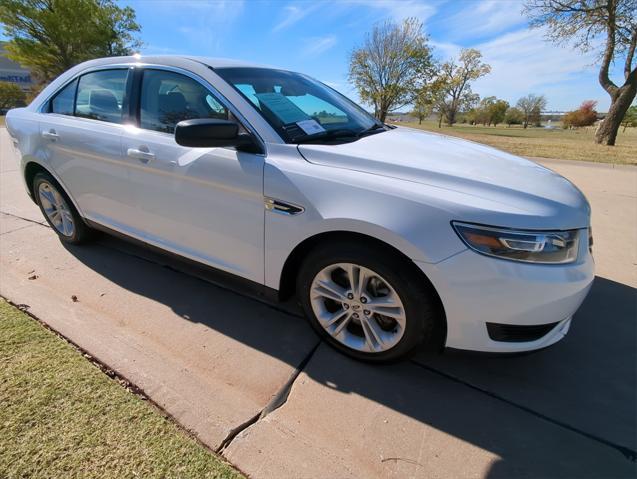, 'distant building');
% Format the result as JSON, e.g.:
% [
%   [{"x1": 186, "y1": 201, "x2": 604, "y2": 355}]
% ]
[{"x1": 0, "y1": 42, "x2": 33, "y2": 90}]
